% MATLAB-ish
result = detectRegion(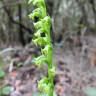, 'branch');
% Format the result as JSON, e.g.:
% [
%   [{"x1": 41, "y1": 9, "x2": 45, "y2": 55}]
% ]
[
  {"x1": 2, "y1": 1, "x2": 33, "y2": 35},
  {"x1": 75, "y1": 0, "x2": 90, "y2": 28}
]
